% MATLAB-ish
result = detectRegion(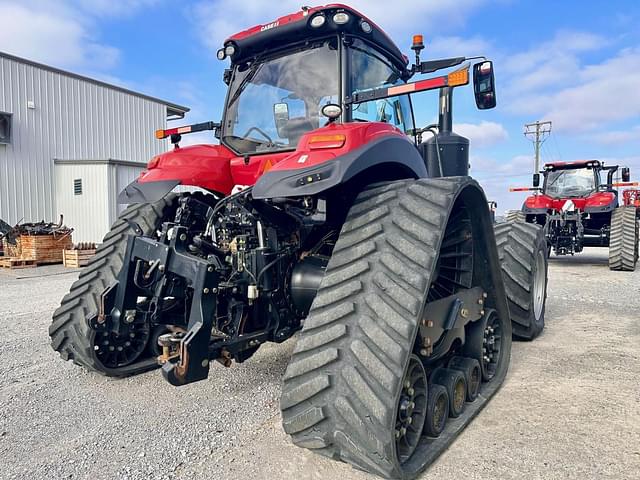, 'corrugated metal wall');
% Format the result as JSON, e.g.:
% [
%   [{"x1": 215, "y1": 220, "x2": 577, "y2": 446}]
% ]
[
  {"x1": 54, "y1": 160, "x2": 145, "y2": 242},
  {"x1": 54, "y1": 163, "x2": 112, "y2": 243},
  {"x1": 0, "y1": 54, "x2": 169, "y2": 225}
]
